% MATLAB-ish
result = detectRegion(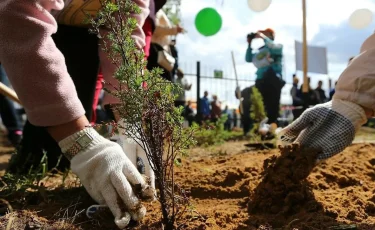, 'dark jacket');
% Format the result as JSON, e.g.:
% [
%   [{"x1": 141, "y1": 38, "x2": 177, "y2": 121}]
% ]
[
  {"x1": 235, "y1": 86, "x2": 253, "y2": 118},
  {"x1": 315, "y1": 88, "x2": 327, "y2": 103},
  {"x1": 291, "y1": 83, "x2": 303, "y2": 106},
  {"x1": 200, "y1": 97, "x2": 211, "y2": 116},
  {"x1": 300, "y1": 85, "x2": 318, "y2": 106}
]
